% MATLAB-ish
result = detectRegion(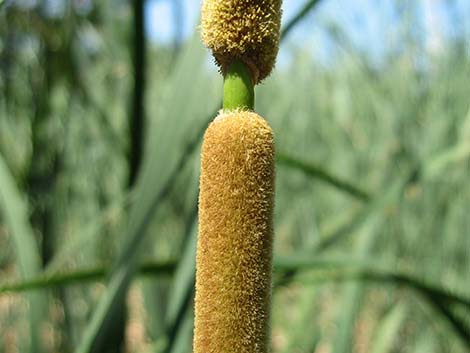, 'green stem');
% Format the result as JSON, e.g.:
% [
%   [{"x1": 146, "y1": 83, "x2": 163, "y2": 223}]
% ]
[
  {"x1": 0, "y1": 260, "x2": 176, "y2": 294},
  {"x1": 223, "y1": 59, "x2": 254, "y2": 110},
  {"x1": 3, "y1": 258, "x2": 469, "y2": 309},
  {"x1": 276, "y1": 153, "x2": 371, "y2": 201}
]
